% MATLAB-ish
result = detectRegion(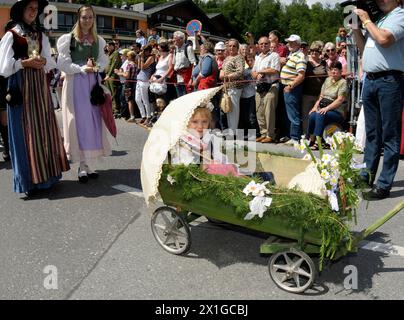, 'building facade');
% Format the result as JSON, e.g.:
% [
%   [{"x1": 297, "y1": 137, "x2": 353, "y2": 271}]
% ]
[{"x1": 0, "y1": 0, "x2": 239, "y2": 47}]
